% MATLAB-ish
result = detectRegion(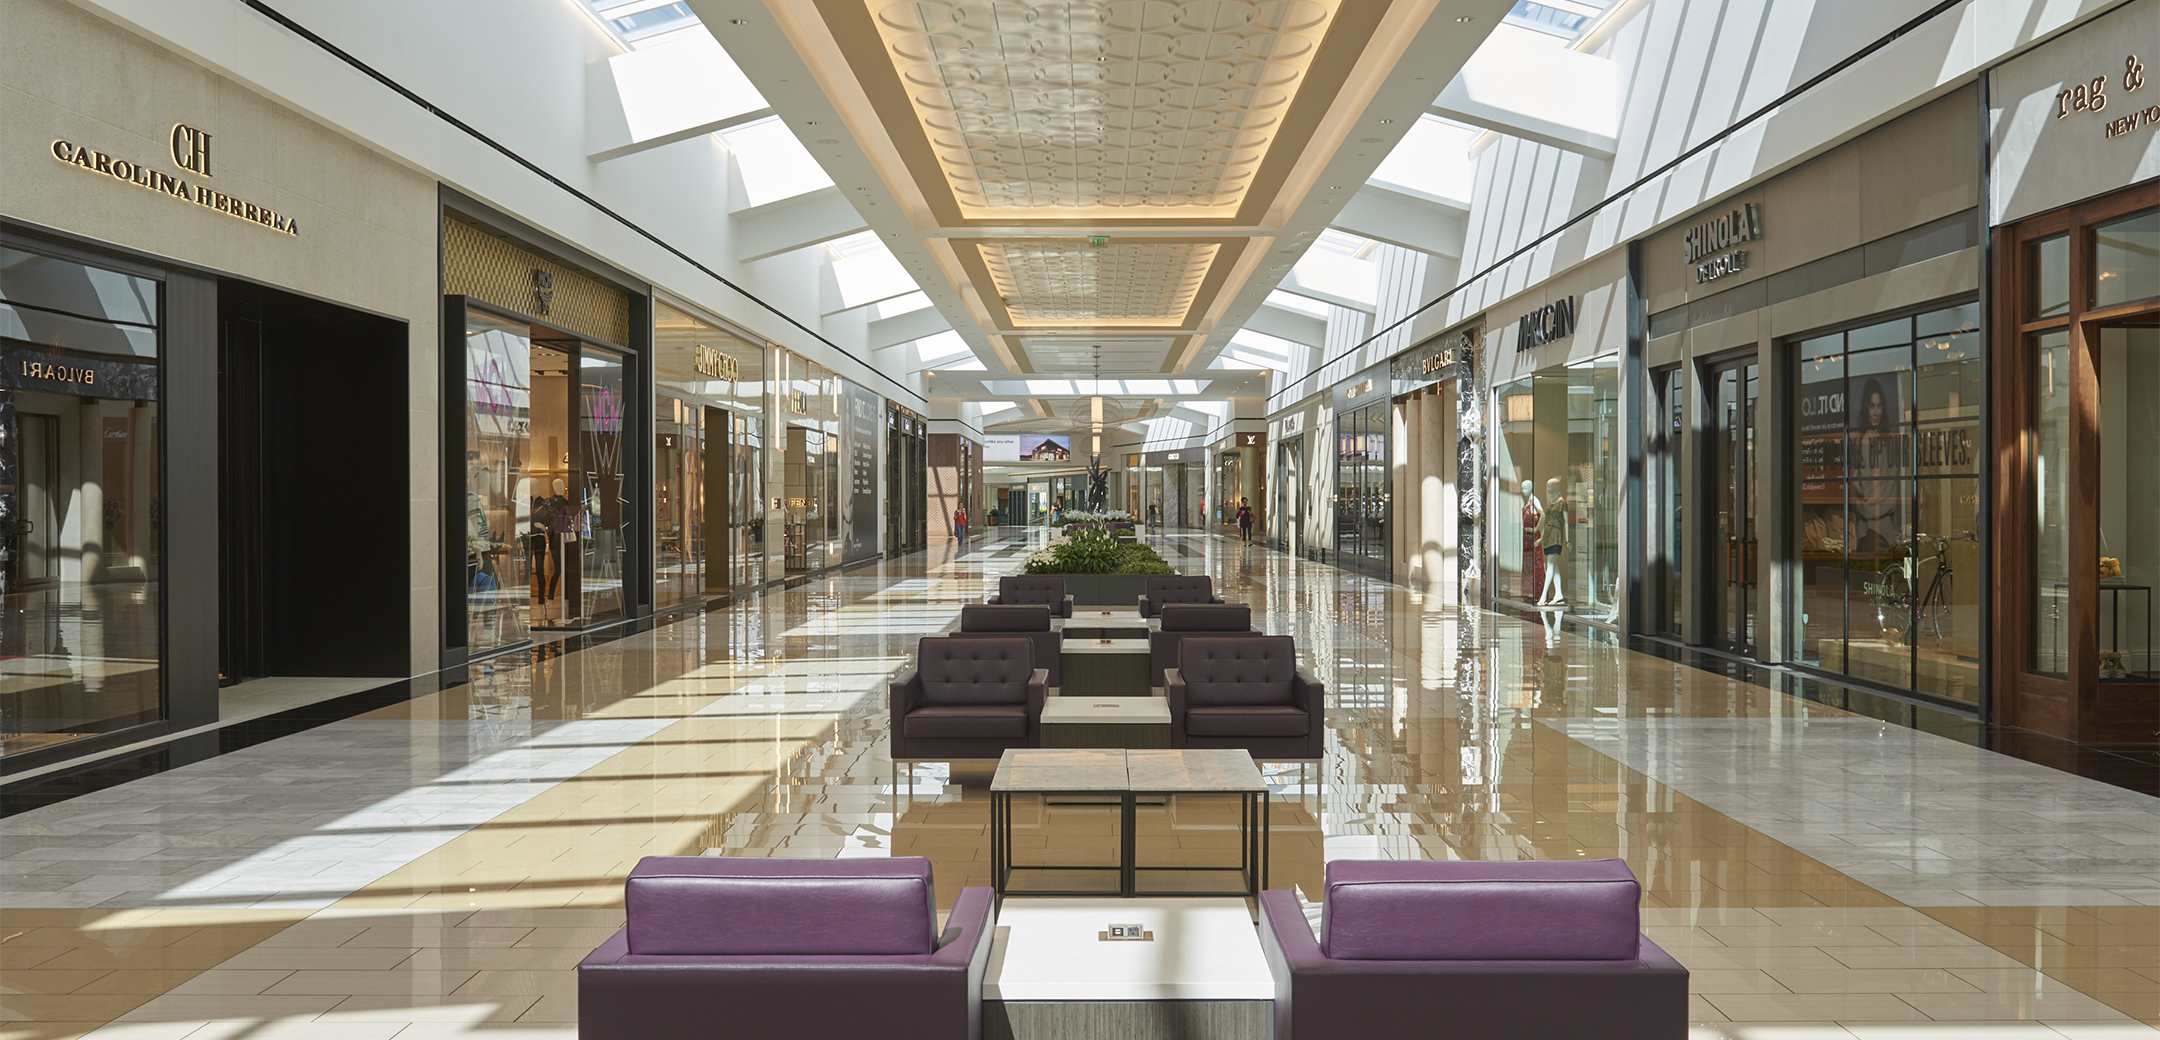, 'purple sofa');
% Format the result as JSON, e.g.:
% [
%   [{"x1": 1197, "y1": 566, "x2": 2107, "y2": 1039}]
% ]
[
  {"x1": 579, "y1": 856, "x2": 996, "y2": 1040},
  {"x1": 988, "y1": 575, "x2": 1073, "y2": 618},
  {"x1": 1148, "y1": 602, "x2": 1261, "y2": 686},
  {"x1": 958, "y1": 604, "x2": 1061, "y2": 688},
  {"x1": 1257, "y1": 859, "x2": 1689, "y2": 1040},
  {"x1": 1164, "y1": 635, "x2": 1323, "y2": 760},
  {"x1": 1137, "y1": 574, "x2": 1225, "y2": 617},
  {"x1": 889, "y1": 636, "x2": 1047, "y2": 760}
]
